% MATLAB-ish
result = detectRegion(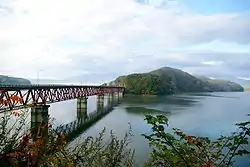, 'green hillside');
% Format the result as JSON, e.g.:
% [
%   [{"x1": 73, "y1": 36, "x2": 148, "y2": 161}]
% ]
[
  {"x1": 0, "y1": 75, "x2": 31, "y2": 85},
  {"x1": 149, "y1": 67, "x2": 205, "y2": 93},
  {"x1": 110, "y1": 73, "x2": 174, "y2": 95},
  {"x1": 109, "y1": 67, "x2": 244, "y2": 95},
  {"x1": 194, "y1": 75, "x2": 244, "y2": 92}
]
